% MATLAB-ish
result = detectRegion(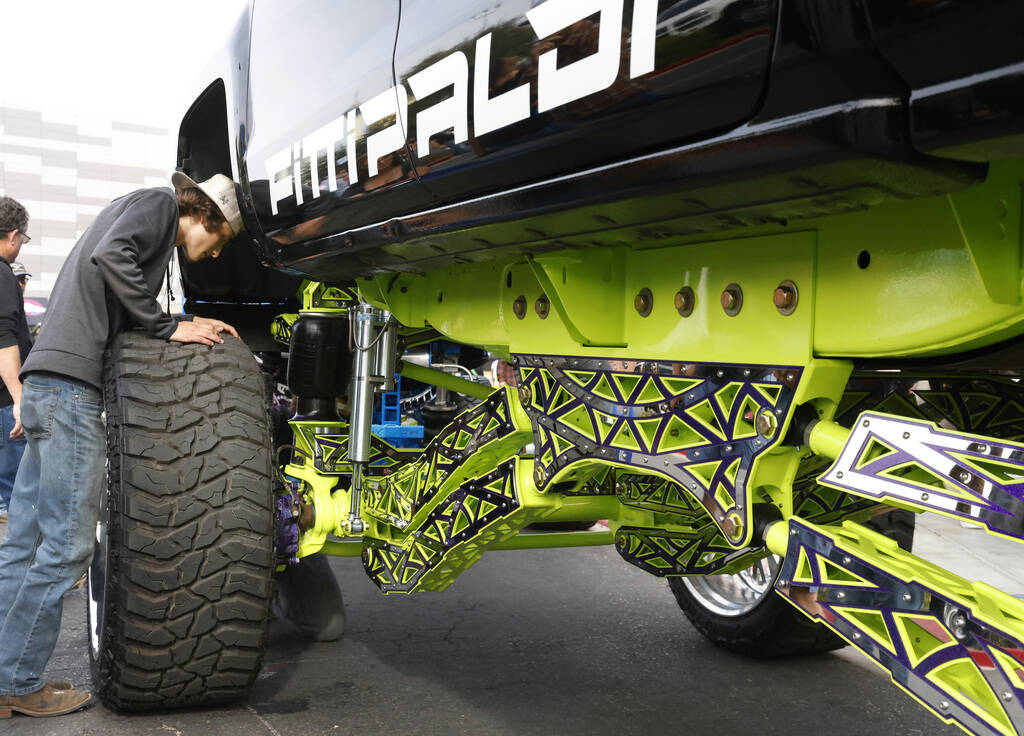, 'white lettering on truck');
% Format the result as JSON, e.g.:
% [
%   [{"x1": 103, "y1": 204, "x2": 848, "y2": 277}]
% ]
[{"x1": 265, "y1": 0, "x2": 657, "y2": 215}]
